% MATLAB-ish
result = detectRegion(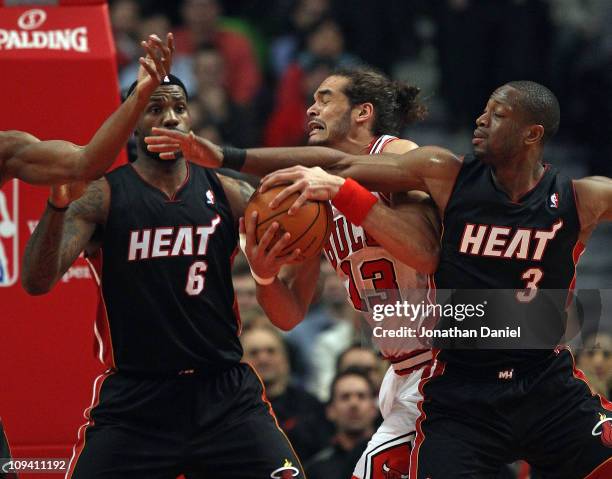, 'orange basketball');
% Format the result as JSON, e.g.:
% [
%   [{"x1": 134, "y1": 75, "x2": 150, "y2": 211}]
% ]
[{"x1": 245, "y1": 186, "x2": 334, "y2": 260}]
